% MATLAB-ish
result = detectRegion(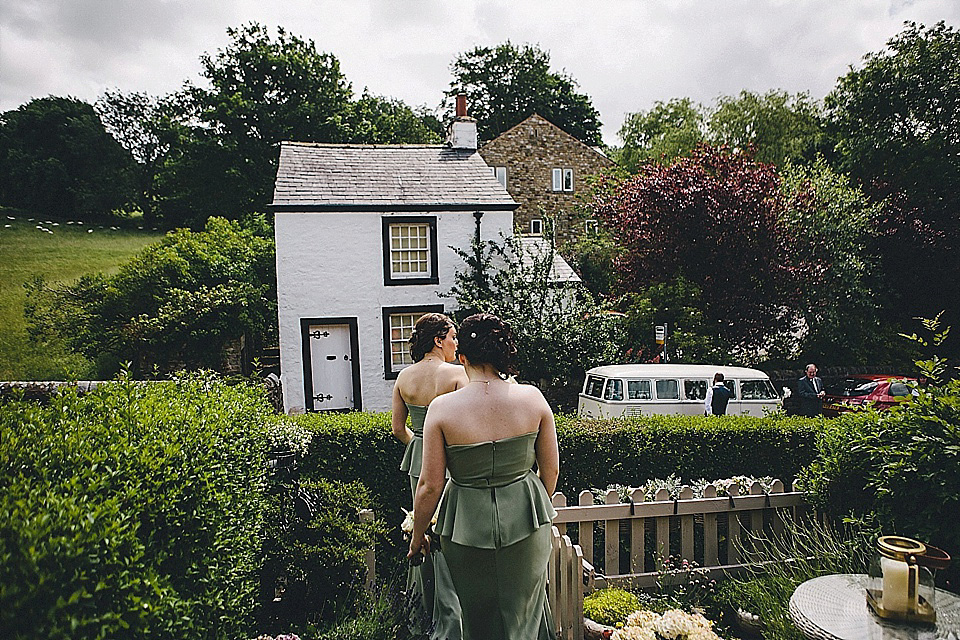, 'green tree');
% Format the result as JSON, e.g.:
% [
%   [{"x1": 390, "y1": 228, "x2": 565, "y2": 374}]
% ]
[
  {"x1": 95, "y1": 90, "x2": 182, "y2": 224},
  {"x1": 825, "y1": 21, "x2": 960, "y2": 337},
  {"x1": 445, "y1": 42, "x2": 602, "y2": 144},
  {"x1": 448, "y1": 232, "x2": 621, "y2": 392},
  {"x1": 24, "y1": 217, "x2": 276, "y2": 378},
  {"x1": 157, "y1": 23, "x2": 354, "y2": 227},
  {"x1": 779, "y1": 158, "x2": 891, "y2": 364},
  {"x1": 616, "y1": 98, "x2": 706, "y2": 171},
  {"x1": 707, "y1": 90, "x2": 825, "y2": 167},
  {"x1": 345, "y1": 92, "x2": 442, "y2": 144},
  {"x1": 0, "y1": 96, "x2": 136, "y2": 219}
]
